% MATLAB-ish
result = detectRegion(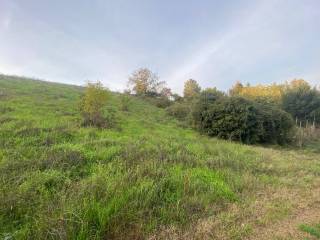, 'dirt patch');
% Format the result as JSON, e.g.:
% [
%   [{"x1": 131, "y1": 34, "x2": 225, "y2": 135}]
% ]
[{"x1": 248, "y1": 183, "x2": 320, "y2": 240}]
